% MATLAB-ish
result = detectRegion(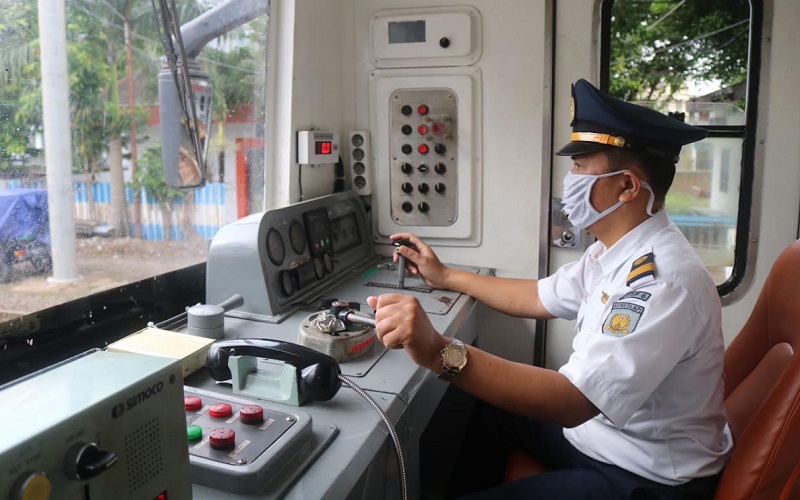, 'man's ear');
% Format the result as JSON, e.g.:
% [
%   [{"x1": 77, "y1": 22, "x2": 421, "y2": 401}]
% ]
[{"x1": 618, "y1": 171, "x2": 642, "y2": 202}]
